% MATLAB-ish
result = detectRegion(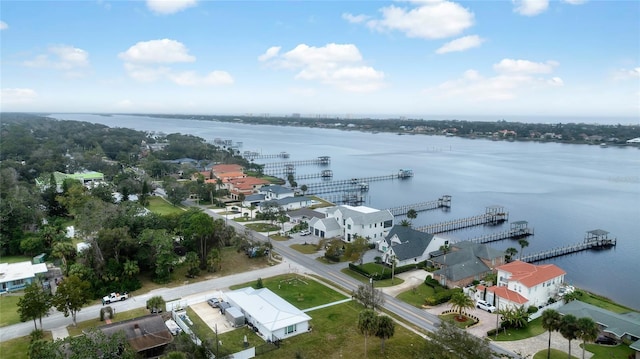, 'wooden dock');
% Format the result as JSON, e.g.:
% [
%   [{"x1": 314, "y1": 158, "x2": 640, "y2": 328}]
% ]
[
  {"x1": 243, "y1": 151, "x2": 290, "y2": 160},
  {"x1": 295, "y1": 170, "x2": 333, "y2": 180},
  {"x1": 387, "y1": 195, "x2": 452, "y2": 216},
  {"x1": 305, "y1": 169, "x2": 413, "y2": 195},
  {"x1": 262, "y1": 156, "x2": 330, "y2": 169},
  {"x1": 468, "y1": 221, "x2": 533, "y2": 244},
  {"x1": 521, "y1": 229, "x2": 616, "y2": 263},
  {"x1": 416, "y1": 206, "x2": 508, "y2": 234}
]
